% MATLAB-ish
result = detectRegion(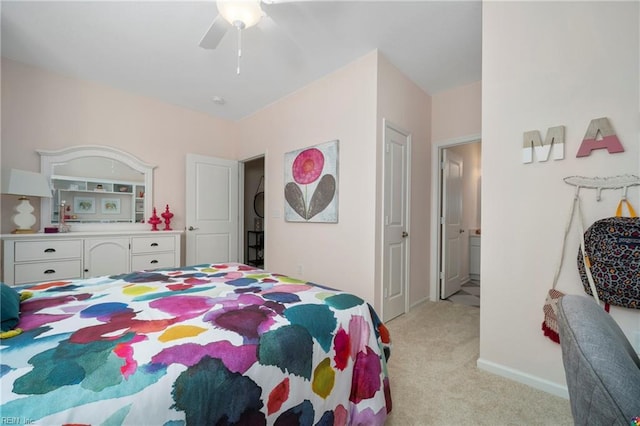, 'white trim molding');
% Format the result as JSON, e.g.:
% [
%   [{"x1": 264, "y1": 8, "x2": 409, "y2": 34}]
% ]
[
  {"x1": 477, "y1": 358, "x2": 569, "y2": 399},
  {"x1": 429, "y1": 133, "x2": 481, "y2": 302}
]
